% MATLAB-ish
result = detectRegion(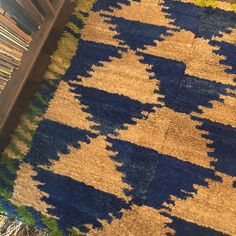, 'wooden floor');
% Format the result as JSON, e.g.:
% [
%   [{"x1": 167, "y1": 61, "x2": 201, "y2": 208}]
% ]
[{"x1": 0, "y1": 2, "x2": 74, "y2": 152}]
